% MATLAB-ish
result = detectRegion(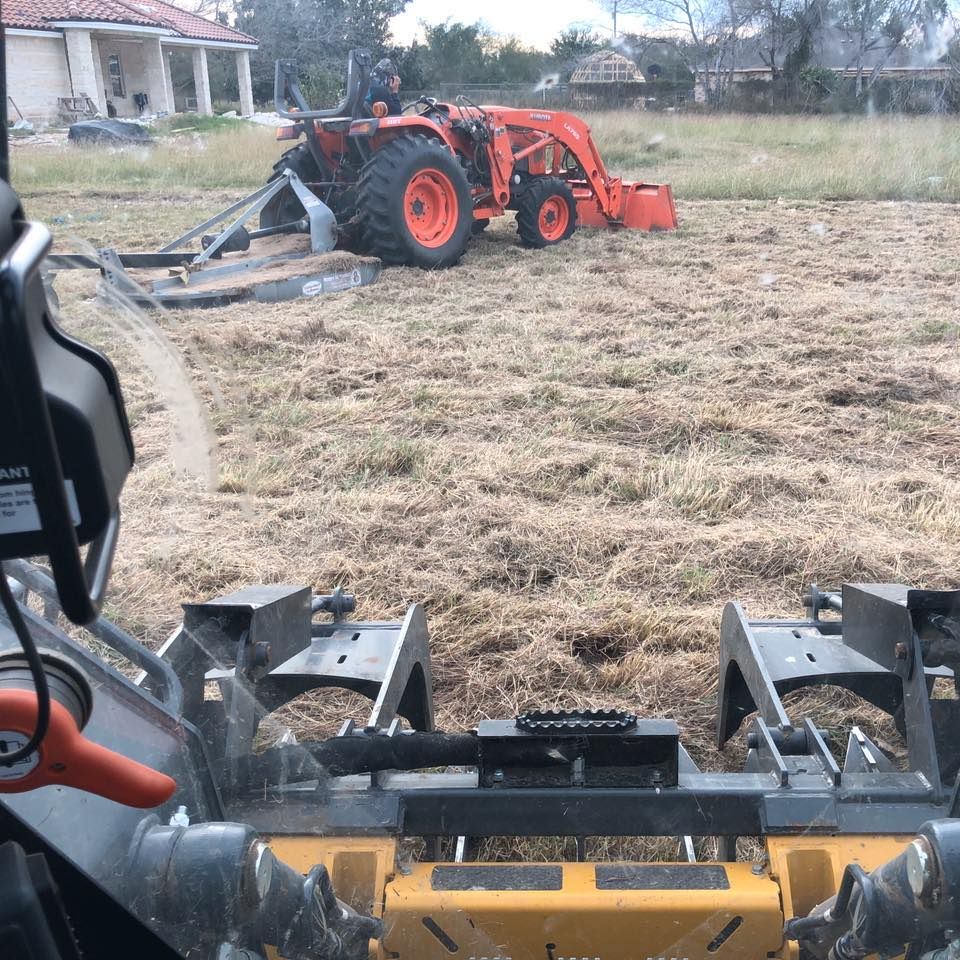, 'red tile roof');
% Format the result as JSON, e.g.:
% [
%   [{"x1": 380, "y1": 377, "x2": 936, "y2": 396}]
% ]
[
  {"x1": 3, "y1": 0, "x2": 155, "y2": 29},
  {"x1": 117, "y1": 0, "x2": 257, "y2": 43},
  {"x1": 2, "y1": 0, "x2": 256, "y2": 44}
]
